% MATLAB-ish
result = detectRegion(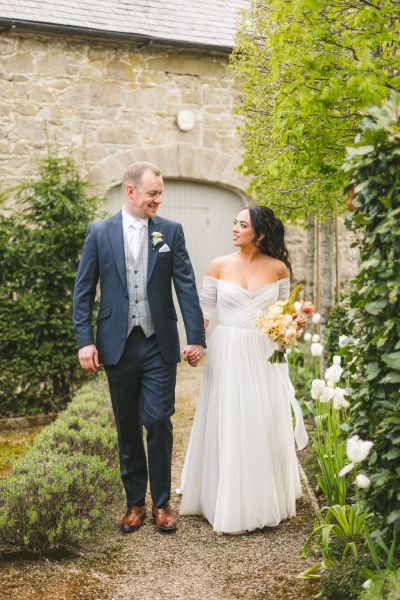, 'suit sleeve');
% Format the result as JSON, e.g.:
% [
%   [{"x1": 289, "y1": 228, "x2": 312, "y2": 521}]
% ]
[
  {"x1": 171, "y1": 224, "x2": 205, "y2": 346},
  {"x1": 72, "y1": 224, "x2": 99, "y2": 349}
]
